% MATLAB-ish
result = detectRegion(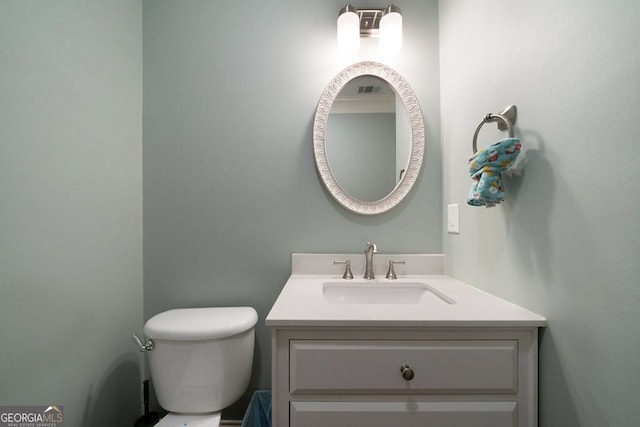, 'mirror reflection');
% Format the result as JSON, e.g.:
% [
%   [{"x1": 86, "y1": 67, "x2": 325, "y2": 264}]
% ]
[
  {"x1": 312, "y1": 61, "x2": 424, "y2": 215},
  {"x1": 326, "y1": 76, "x2": 411, "y2": 202}
]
